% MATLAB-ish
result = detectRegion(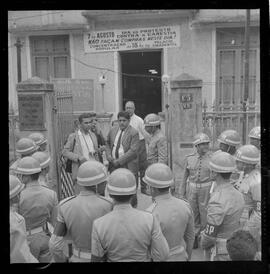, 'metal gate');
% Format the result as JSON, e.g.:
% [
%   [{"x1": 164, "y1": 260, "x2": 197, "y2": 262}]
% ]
[
  {"x1": 202, "y1": 100, "x2": 260, "y2": 149},
  {"x1": 52, "y1": 79, "x2": 76, "y2": 199}
]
